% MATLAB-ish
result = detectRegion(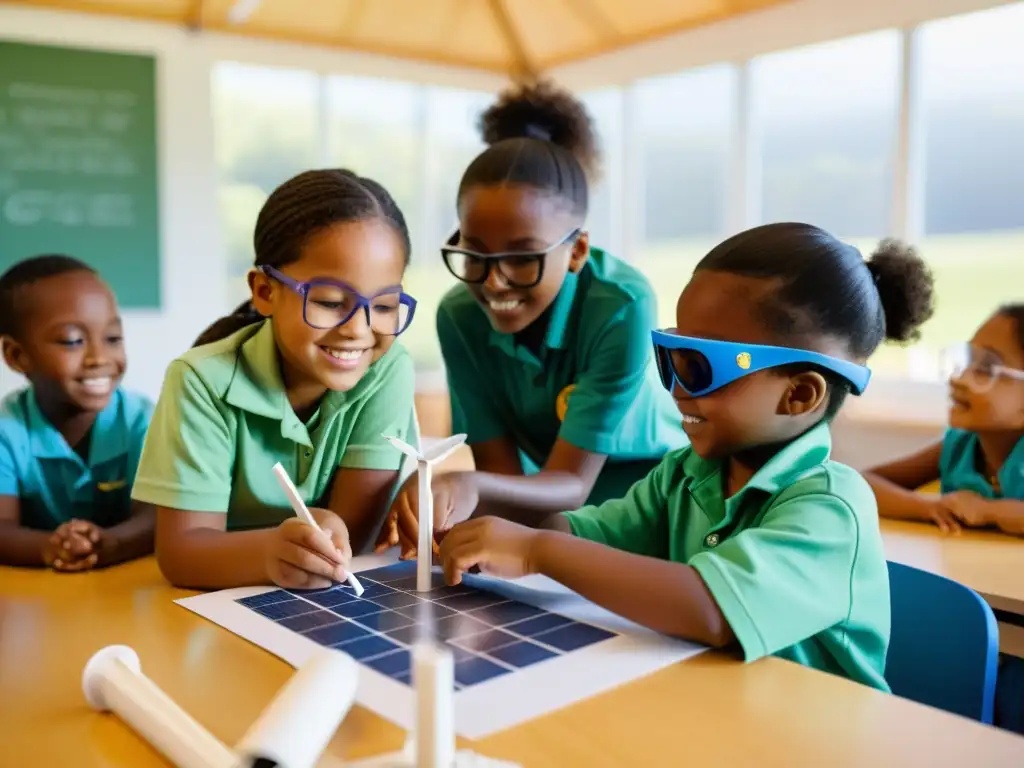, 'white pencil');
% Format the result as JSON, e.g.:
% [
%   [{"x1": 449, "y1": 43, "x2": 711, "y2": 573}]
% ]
[{"x1": 272, "y1": 462, "x2": 364, "y2": 596}]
